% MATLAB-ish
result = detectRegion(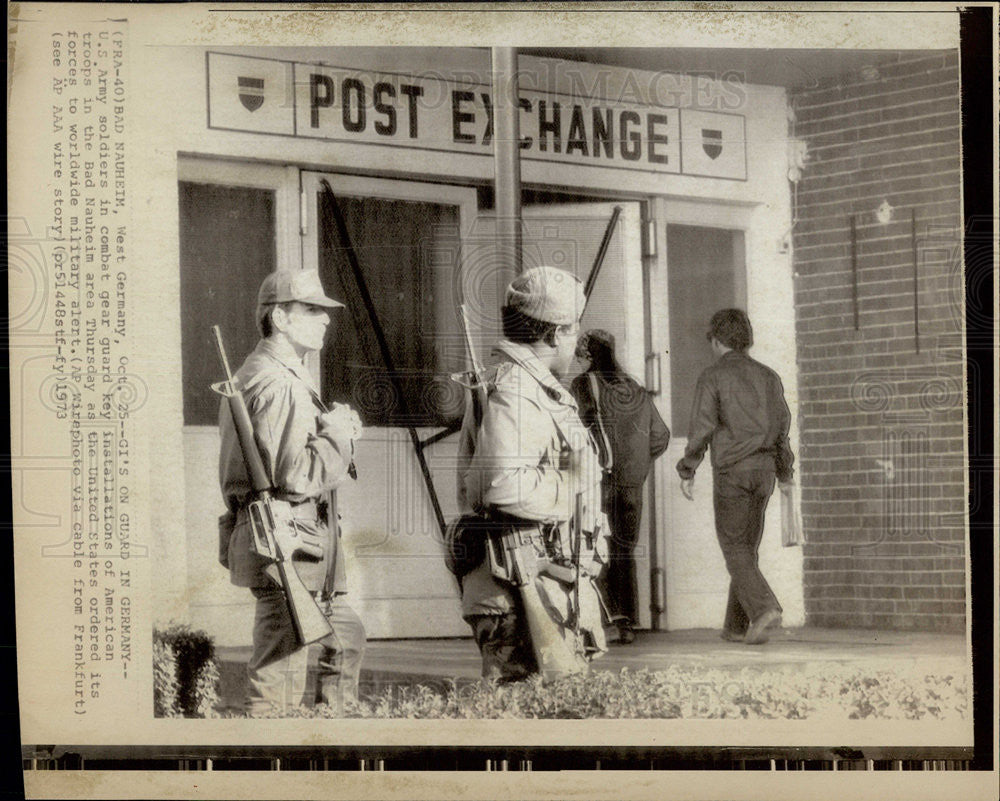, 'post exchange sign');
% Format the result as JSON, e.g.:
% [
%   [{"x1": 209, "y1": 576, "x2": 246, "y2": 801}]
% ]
[{"x1": 207, "y1": 52, "x2": 746, "y2": 181}]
